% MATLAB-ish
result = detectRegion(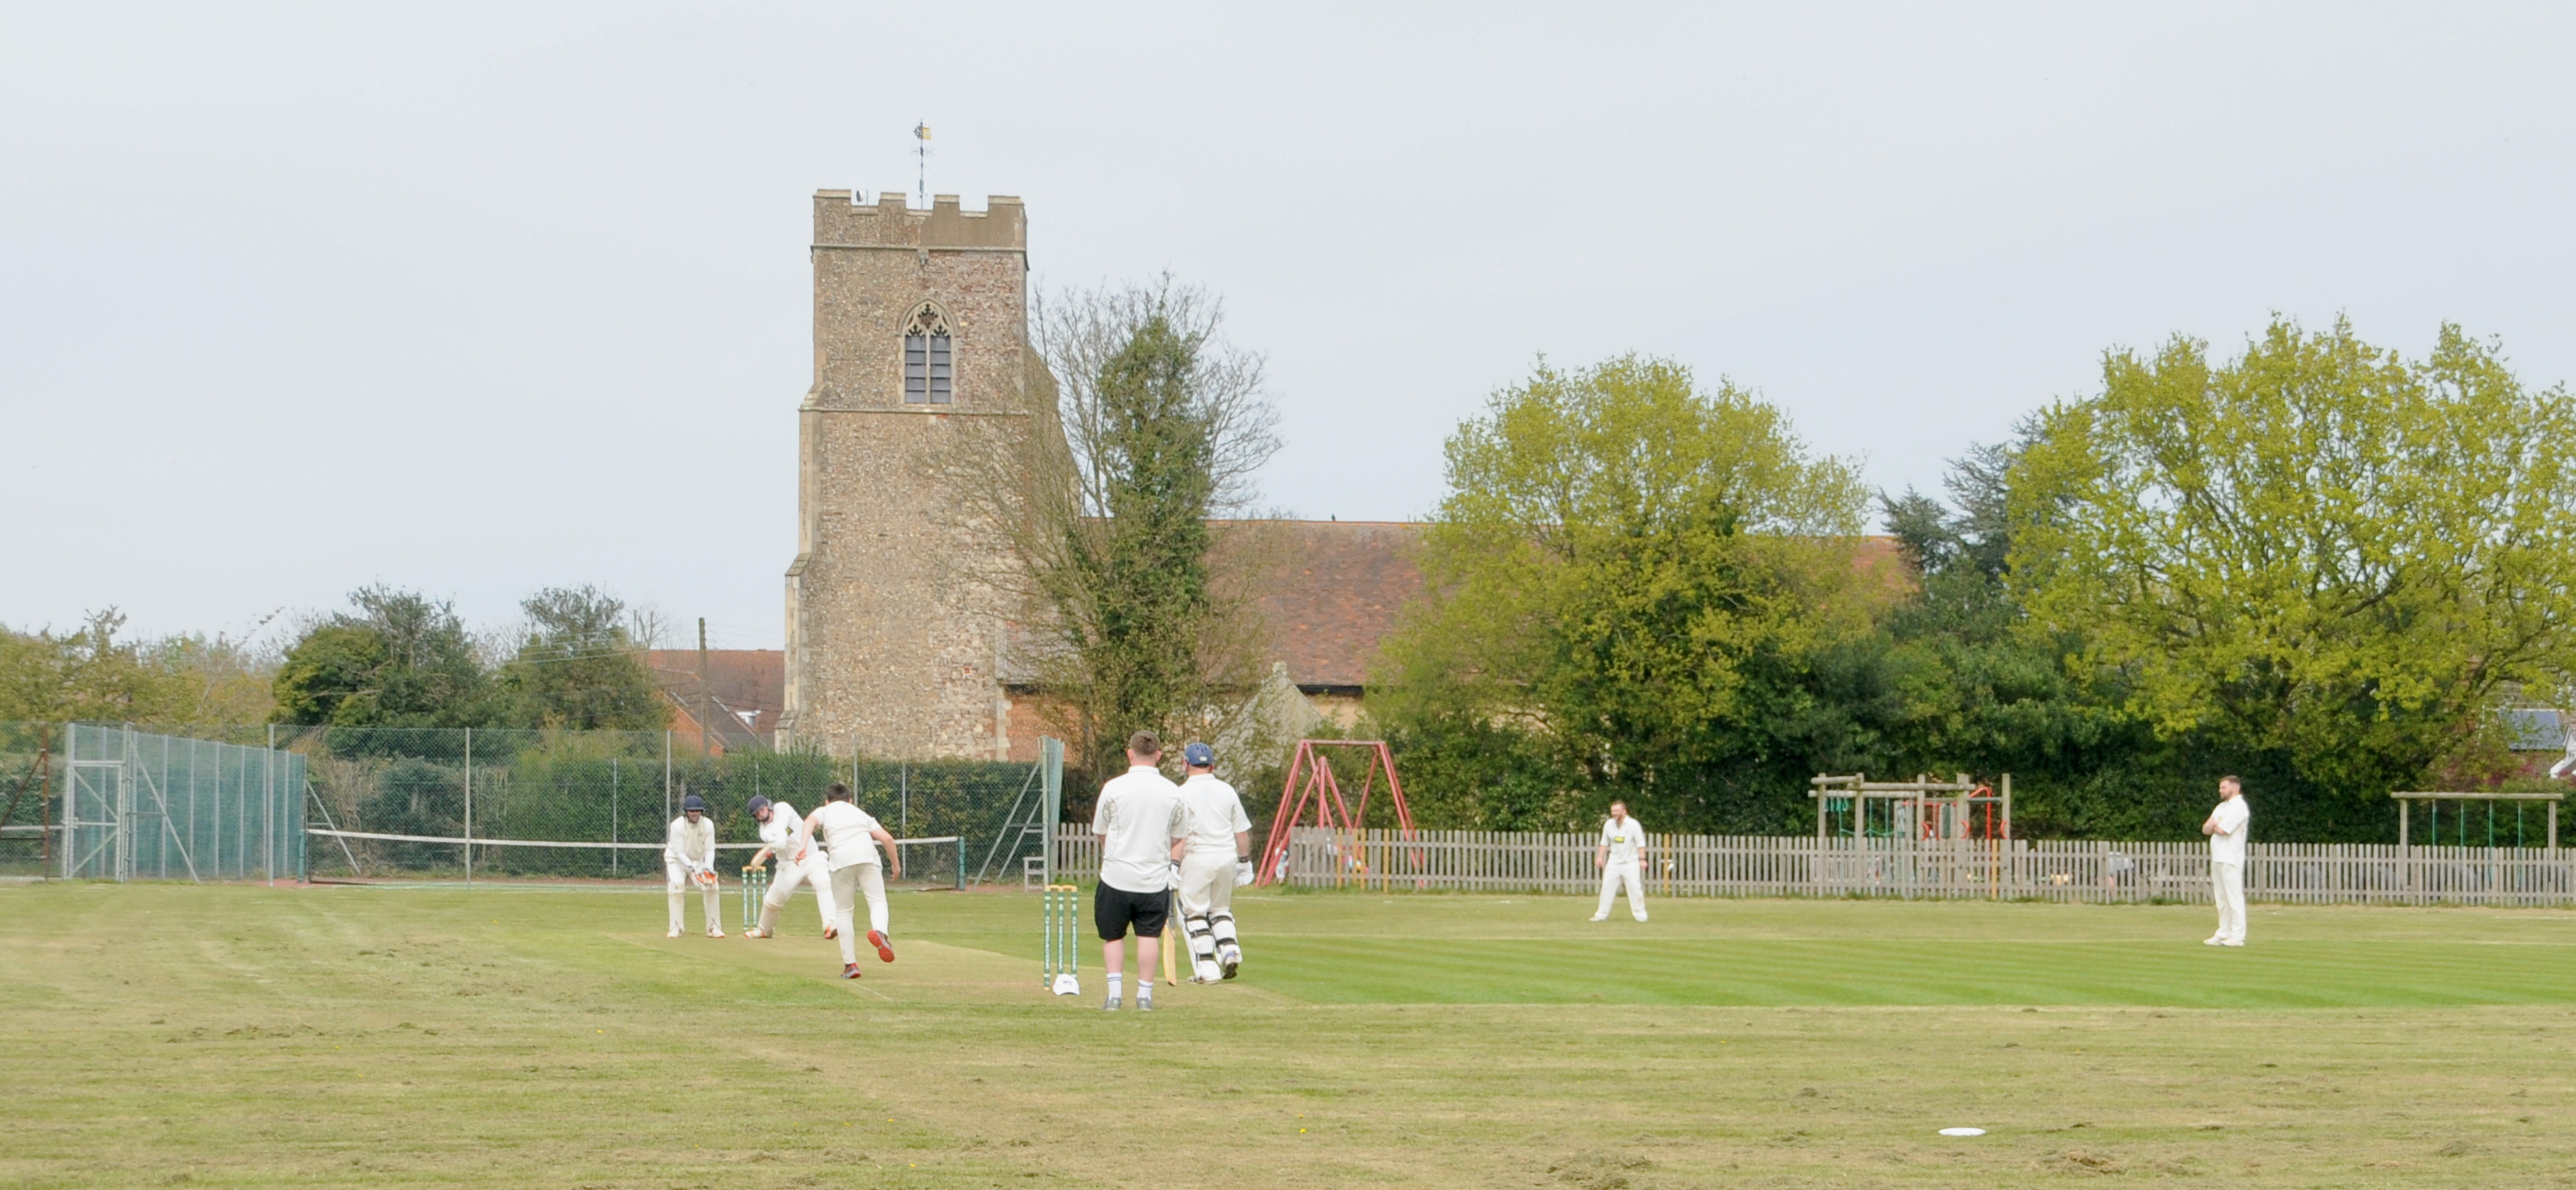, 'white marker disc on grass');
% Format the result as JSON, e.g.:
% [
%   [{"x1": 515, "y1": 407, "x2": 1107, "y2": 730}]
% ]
[{"x1": 1938, "y1": 1128, "x2": 1986, "y2": 1137}]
